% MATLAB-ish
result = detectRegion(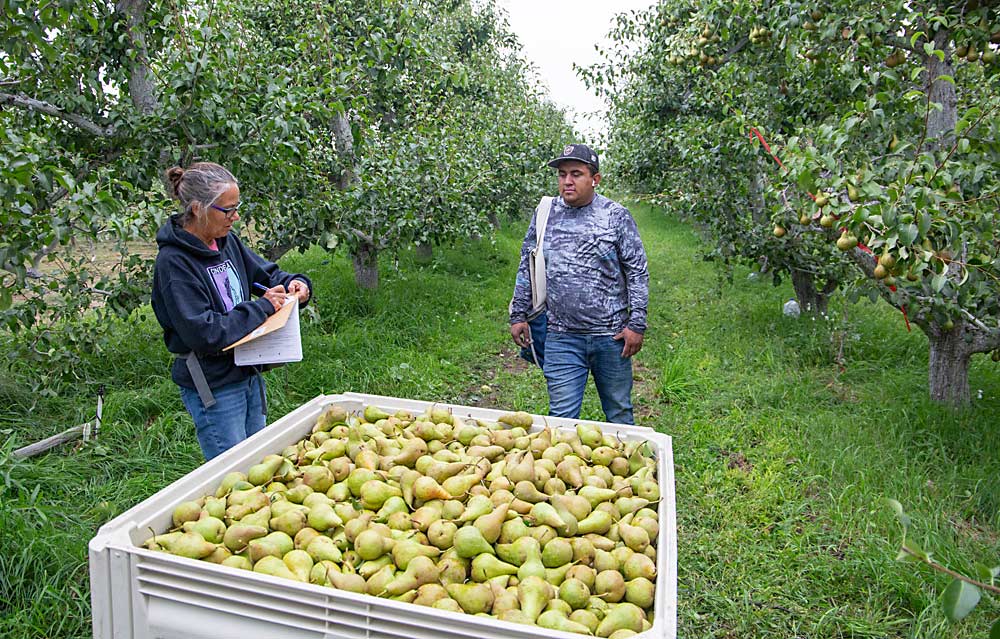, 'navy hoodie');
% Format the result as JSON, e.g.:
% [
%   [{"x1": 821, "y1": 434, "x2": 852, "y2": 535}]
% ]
[{"x1": 151, "y1": 216, "x2": 312, "y2": 390}]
